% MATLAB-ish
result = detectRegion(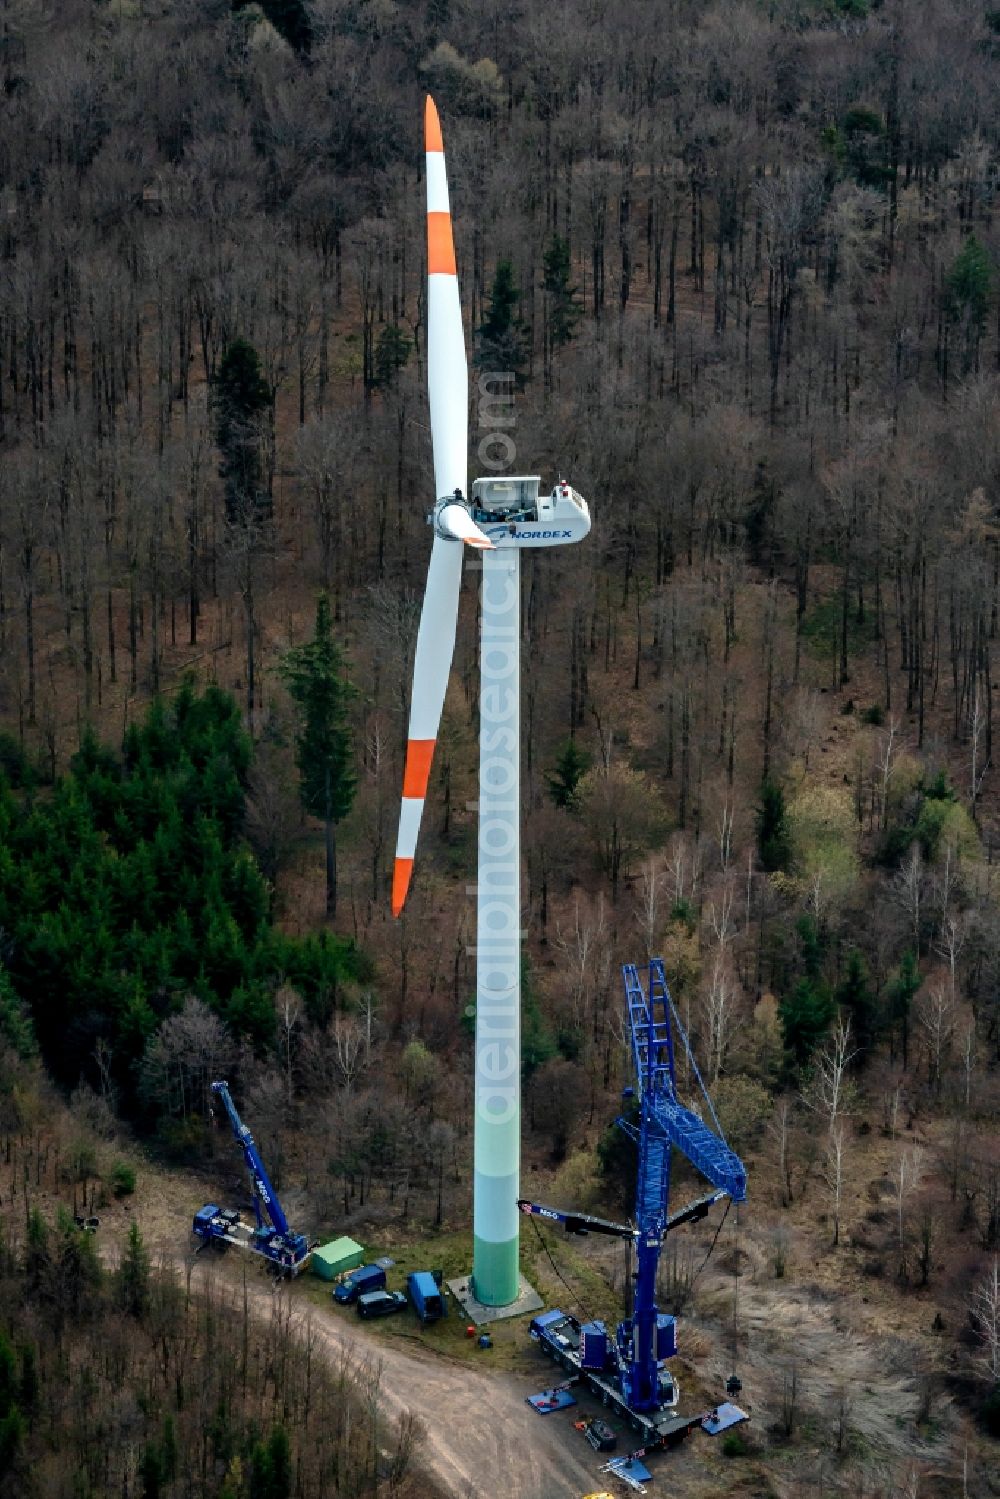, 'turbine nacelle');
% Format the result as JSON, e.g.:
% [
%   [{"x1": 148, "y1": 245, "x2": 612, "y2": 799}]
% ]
[{"x1": 470, "y1": 475, "x2": 591, "y2": 550}]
